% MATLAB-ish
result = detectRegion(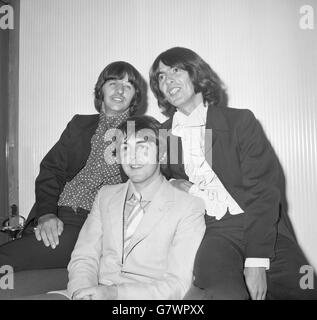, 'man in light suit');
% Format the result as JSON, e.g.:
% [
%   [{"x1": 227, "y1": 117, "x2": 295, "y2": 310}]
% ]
[{"x1": 67, "y1": 115, "x2": 206, "y2": 300}]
